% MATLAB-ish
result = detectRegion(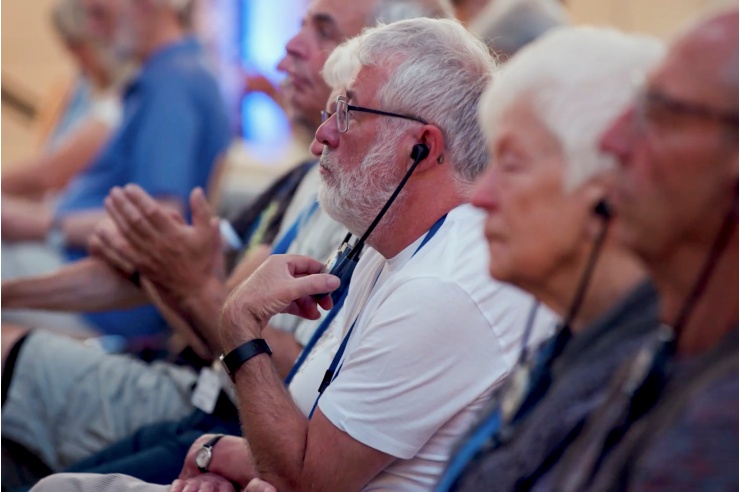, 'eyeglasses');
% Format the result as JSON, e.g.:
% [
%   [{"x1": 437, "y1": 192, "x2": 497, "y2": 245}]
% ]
[
  {"x1": 633, "y1": 86, "x2": 738, "y2": 130},
  {"x1": 321, "y1": 95, "x2": 428, "y2": 133}
]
